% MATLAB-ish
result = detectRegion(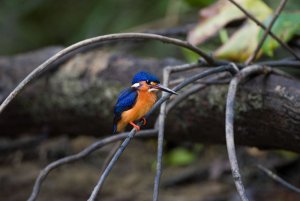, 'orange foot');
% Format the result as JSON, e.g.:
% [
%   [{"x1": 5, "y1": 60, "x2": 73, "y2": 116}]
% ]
[{"x1": 130, "y1": 121, "x2": 140, "y2": 131}]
